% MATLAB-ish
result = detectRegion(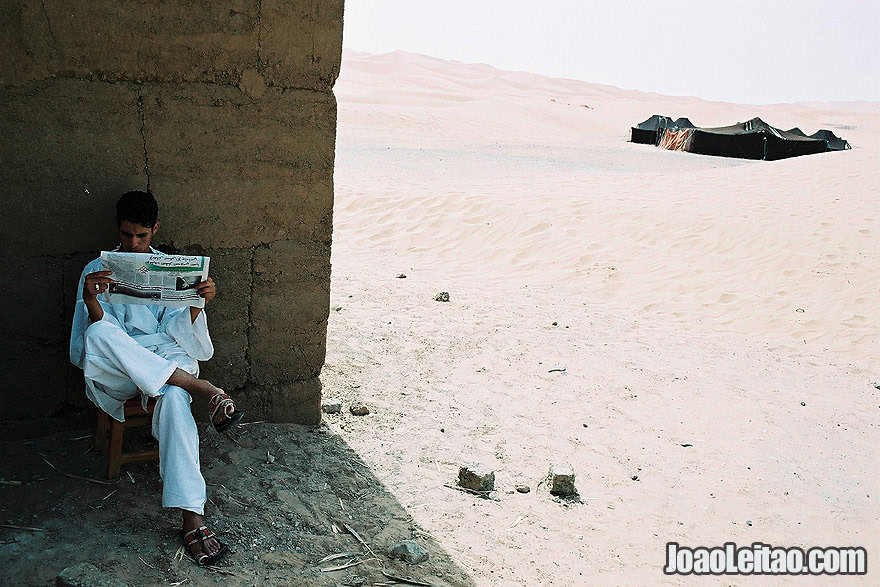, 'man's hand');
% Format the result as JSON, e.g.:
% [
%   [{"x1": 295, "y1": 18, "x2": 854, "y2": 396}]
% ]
[
  {"x1": 83, "y1": 270, "x2": 112, "y2": 323},
  {"x1": 196, "y1": 276, "x2": 216, "y2": 305},
  {"x1": 190, "y1": 276, "x2": 216, "y2": 323},
  {"x1": 83, "y1": 270, "x2": 113, "y2": 301}
]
